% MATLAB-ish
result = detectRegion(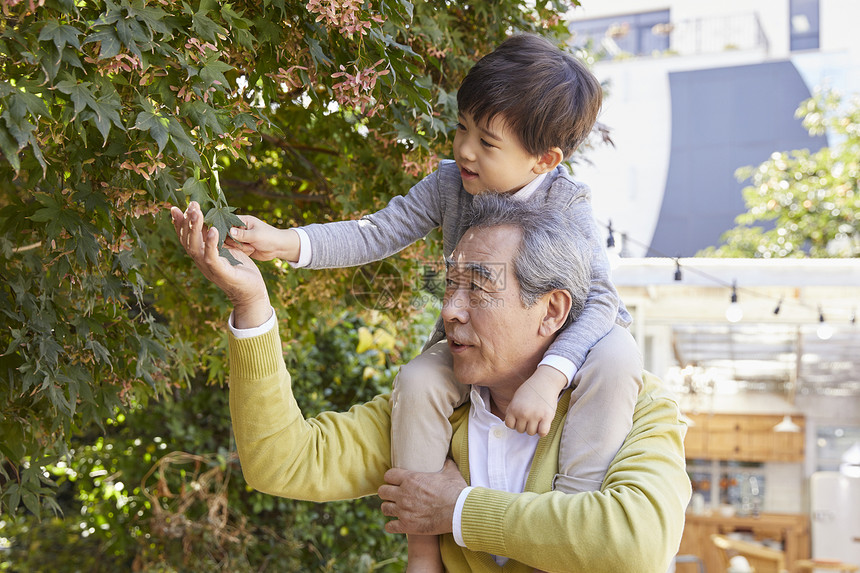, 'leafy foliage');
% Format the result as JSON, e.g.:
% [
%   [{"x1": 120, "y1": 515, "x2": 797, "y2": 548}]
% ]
[
  {"x1": 1, "y1": 310, "x2": 433, "y2": 571},
  {"x1": 0, "y1": 0, "x2": 589, "y2": 568},
  {"x1": 700, "y1": 89, "x2": 860, "y2": 258}
]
